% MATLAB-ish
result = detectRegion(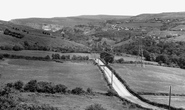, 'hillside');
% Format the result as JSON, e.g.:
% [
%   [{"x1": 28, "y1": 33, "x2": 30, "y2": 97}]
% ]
[
  {"x1": 2, "y1": 12, "x2": 185, "y2": 63},
  {"x1": 0, "y1": 20, "x2": 89, "y2": 52}
]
